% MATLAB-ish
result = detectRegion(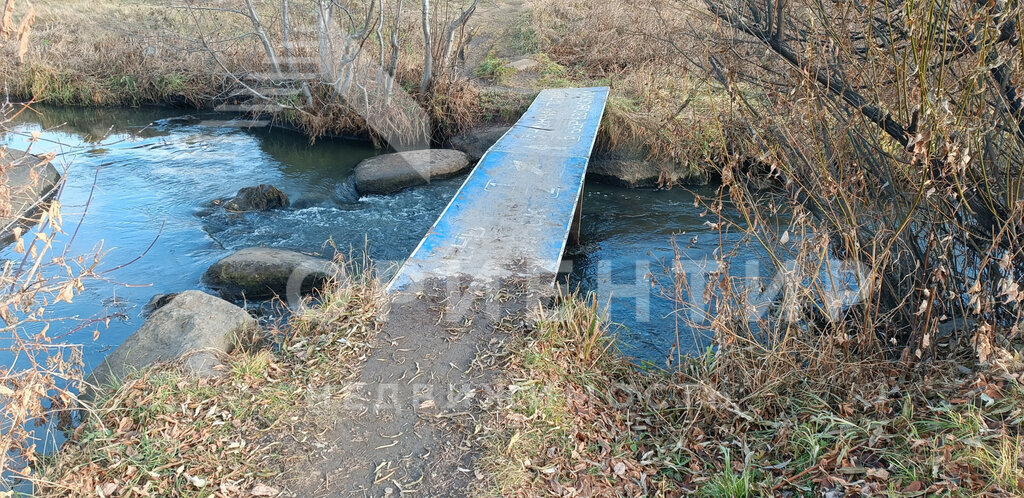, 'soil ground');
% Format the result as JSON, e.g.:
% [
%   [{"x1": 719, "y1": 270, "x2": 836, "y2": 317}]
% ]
[
  {"x1": 274, "y1": 277, "x2": 544, "y2": 496},
  {"x1": 463, "y1": 0, "x2": 549, "y2": 90}
]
